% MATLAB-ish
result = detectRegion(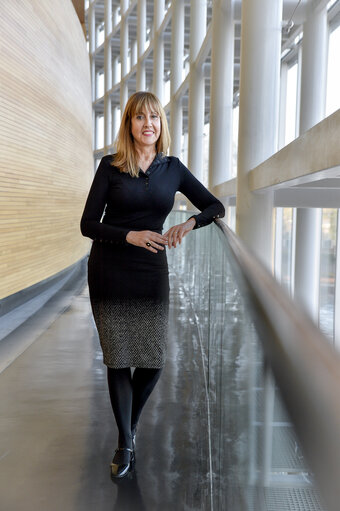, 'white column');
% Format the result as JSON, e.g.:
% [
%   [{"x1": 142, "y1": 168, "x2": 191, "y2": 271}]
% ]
[
  {"x1": 236, "y1": 0, "x2": 282, "y2": 268},
  {"x1": 299, "y1": 5, "x2": 327, "y2": 131},
  {"x1": 170, "y1": 0, "x2": 184, "y2": 157},
  {"x1": 88, "y1": 3, "x2": 96, "y2": 150},
  {"x1": 274, "y1": 208, "x2": 283, "y2": 281},
  {"x1": 112, "y1": 106, "x2": 120, "y2": 145},
  {"x1": 294, "y1": 209, "x2": 322, "y2": 316},
  {"x1": 152, "y1": 0, "x2": 164, "y2": 102},
  {"x1": 131, "y1": 40, "x2": 137, "y2": 68},
  {"x1": 113, "y1": 5, "x2": 119, "y2": 26},
  {"x1": 294, "y1": 3, "x2": 327, "y2": 320},
  {"x1": 208, "y1": 0, "x2": 234, "y2": 188},
  {"x1": 104, "y1": 0, "x2": 112, "y2": 153},
  {"x1": 120, "y1": 0, "x2": 129, "y2": 114},
  {"x1": 112, "y1": 56, "x2": 118, "y2": 86},
  {"x1": 137, "y1": 0, "x2": 146, "y2": 90},
  {"x1": 188, "y1": 0, "x2": 206, "y2": 181}
]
